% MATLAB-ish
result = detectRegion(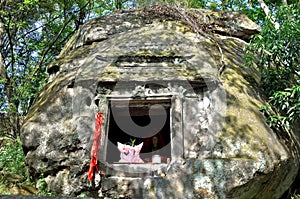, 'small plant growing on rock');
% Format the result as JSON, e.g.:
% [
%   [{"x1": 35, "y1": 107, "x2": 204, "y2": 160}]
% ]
[{"x1": 37, "y1": 173, "x2": 52, "y2": 196}]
